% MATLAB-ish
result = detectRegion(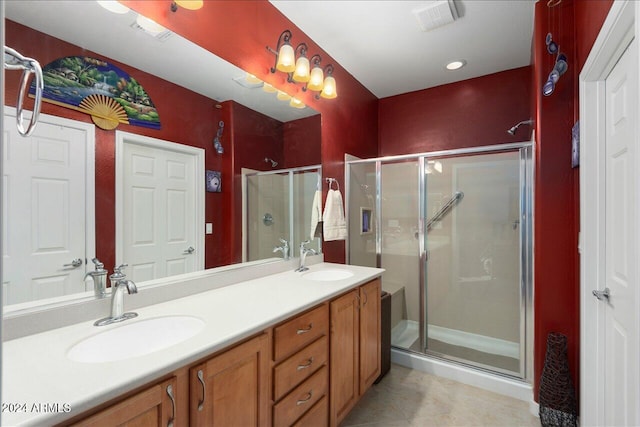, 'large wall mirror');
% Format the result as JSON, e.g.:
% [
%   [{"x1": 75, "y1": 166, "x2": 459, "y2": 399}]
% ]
[{"x1": 3, "y1": 1, "x2": 322, "y2": 313}]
